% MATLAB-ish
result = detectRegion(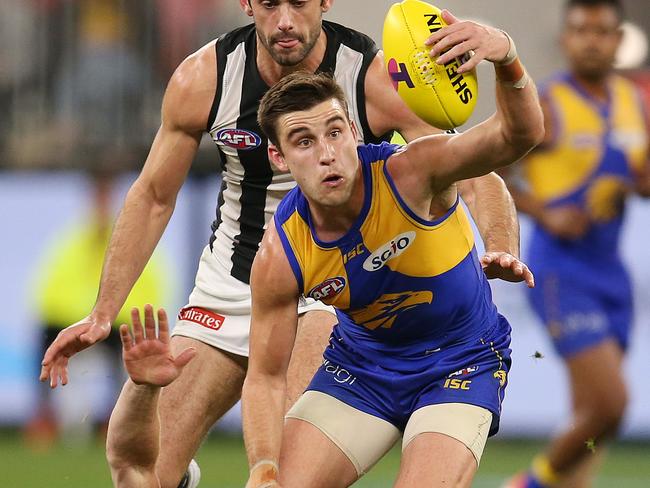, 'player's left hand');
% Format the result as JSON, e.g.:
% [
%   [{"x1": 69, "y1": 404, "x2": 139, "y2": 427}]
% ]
[
  {"x1": 633, "y1": 164, "x2": 650, "y2": 197},
  {"x1": 425, "y1": 10, "x2": 511, "y2": 73},
  {"x1": 481, "y1": 252, "x2": 534, "y2": 288}
]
